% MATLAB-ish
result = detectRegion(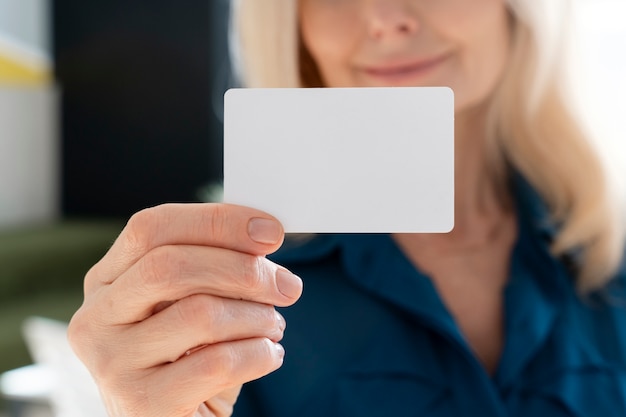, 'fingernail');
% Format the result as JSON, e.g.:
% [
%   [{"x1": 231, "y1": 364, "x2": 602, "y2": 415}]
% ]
[
  {"x1": 274, "y1": 343, "x2": 285, "y2": 360},
  {"x1": 275, "y1": 310, "x2": 286, "y2": 332},
  {"x1": 276, "y1": 269, "x2": 303, "y2": 299},
  {"x1": 248, "y1": 218, "x2": 282, "y2": 244}
]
